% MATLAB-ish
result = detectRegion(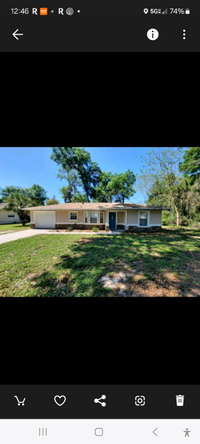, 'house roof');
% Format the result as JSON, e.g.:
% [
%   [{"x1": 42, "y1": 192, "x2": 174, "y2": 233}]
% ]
[{"x1": 23, "y1": 202, "x2": 170, "y2": 211}]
